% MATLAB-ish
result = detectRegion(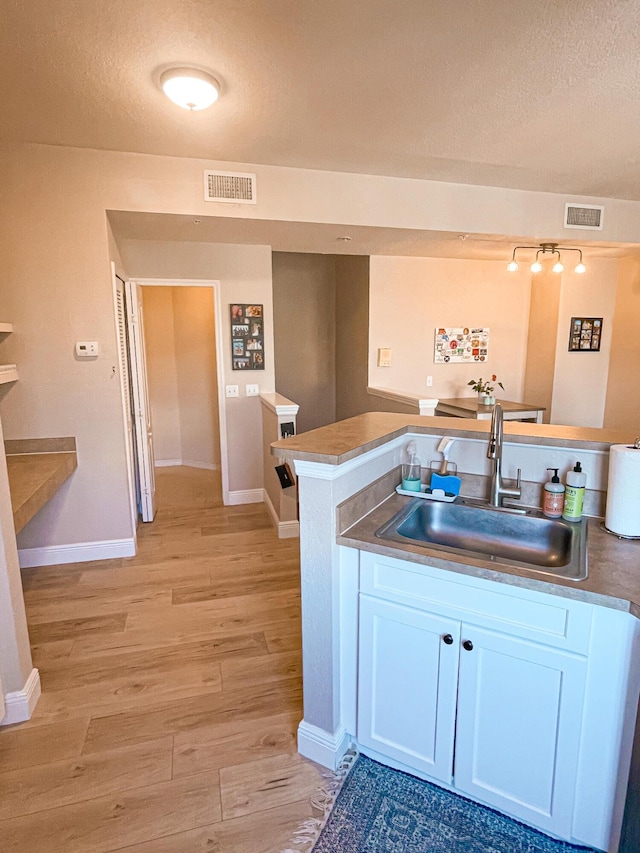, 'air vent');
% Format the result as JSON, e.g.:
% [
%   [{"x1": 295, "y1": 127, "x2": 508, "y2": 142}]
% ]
[
  {"x1": 564, "y1": 203, "x2": 604, "y2": 230},
  {"x1": 204, "y1": 171, "x2": 257, "y2": 204}
]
